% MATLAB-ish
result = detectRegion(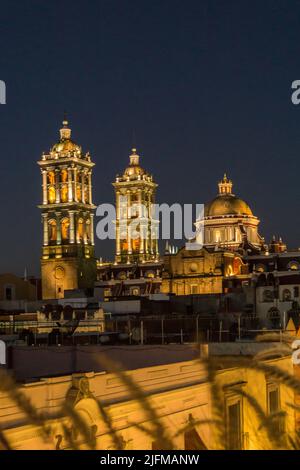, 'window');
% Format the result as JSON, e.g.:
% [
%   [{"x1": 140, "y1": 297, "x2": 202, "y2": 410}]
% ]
[
  {"x1": 256, "y1": 264, "x2": 265, "y2": 273},
  {"x1": 48, "y1": 219, "x2": 57, "y2": 242},
  {"x1": 61, "y1": 169, "x2": 68, "y2": 183},
  {"x1": 61, "y1": 218, "x2": 70, "y2": 241},
  {"x1": 60, "y1": 184, "x2": 68, "y2": 202},
  {"x1": 77, "y1": 218, "x2": 84, "y2": 242},
  {"x1": 85, "y1": 219, "x2": 91, "y2": 243},
  {"x1": 226, "y1": 399, "x2": 243, "y2": 450},
  {"x1": 47, "y1": 171, "x2": 55, "y2": 184},
  {"x1": 262, "y1": 289, "x2": 274, "y2": 302},
  {"x1": 48, "y1": 186, "x2": 56, "y2": 204},
  {"x1": 282, "y1": 289, "x2": 292, "y2": 302},
  {"x1": 104, "y1": 289, "x2": 111, "y2": 298},
  {"x1": 131, "y1": 287, "x2": 140, "y2": 296},
  {"x1": 267, "y1": 384, "x2": 283, "y2": 437},
  {"x1": 288, "y1": 261, "x2": 300, "y2": 271},
  {"x1": 294, "y1": 286, "x2": 299, "y2": 298},
  {"x1": 5, "y1": 287, "x2": 12, "y2": 301},
  {"x1": 191, "y1": 285, "x2": 198, "y2": 294}
]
